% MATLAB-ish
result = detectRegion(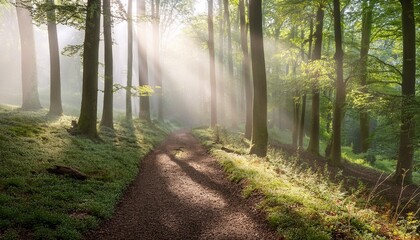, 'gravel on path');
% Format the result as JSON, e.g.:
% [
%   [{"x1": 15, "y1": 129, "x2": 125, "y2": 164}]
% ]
[{"x1": 84, "y1": 131, "x2": 281, "y2": 240}]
